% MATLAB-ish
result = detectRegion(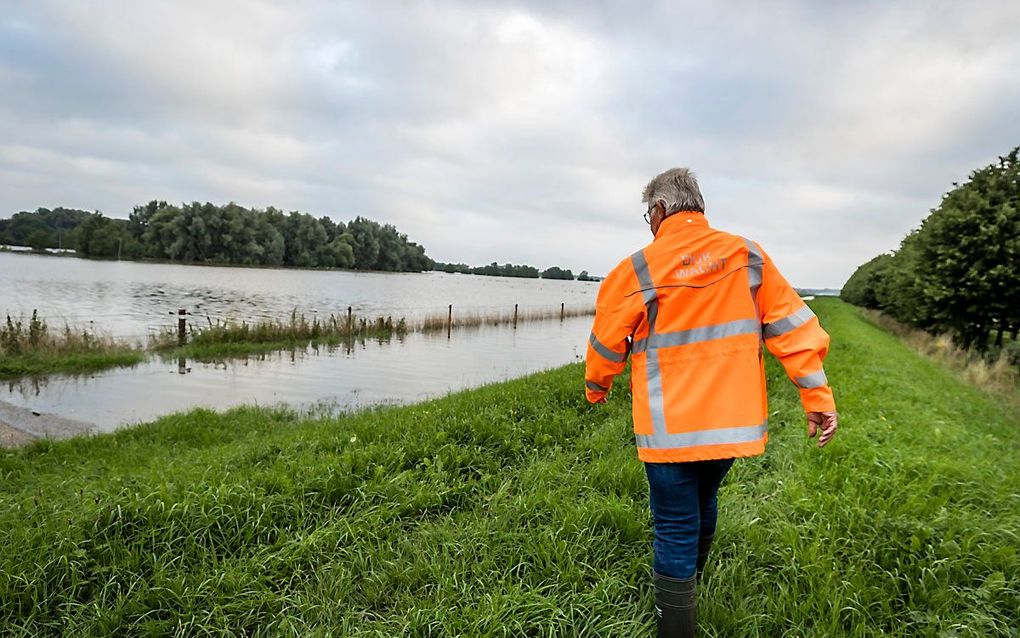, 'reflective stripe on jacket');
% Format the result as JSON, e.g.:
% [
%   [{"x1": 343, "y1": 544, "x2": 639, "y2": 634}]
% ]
[{"x1": 584, "y1": 211, "x2": 835, "y2": 463}]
